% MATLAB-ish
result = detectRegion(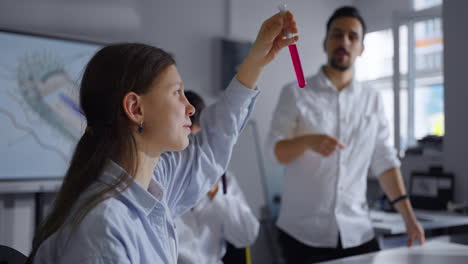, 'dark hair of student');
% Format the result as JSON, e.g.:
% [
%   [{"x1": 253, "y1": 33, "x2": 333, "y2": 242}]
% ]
[
  {"x1": 326, "y1": 6, "x2": 367, "y2": 40},
  {"x1": 184, "y1": 90, "x2": 206, "y2": 126},
  {"x1": 27, "y1": 43, "x2": 175, "y2": 262}
]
